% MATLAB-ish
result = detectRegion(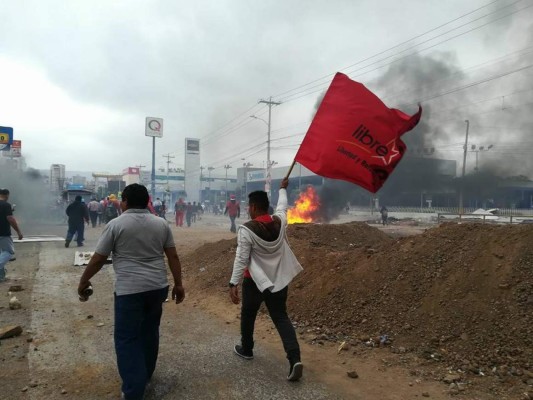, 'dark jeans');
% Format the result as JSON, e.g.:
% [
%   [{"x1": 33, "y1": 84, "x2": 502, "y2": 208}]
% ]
[
  {"x1": 186, "y1": 213, "x2": 192, "y2": 227},
  {"x1": 229, "y1": 216, "x2": 237, "y2": 233},
  {"x1": 241, "y1": 278, "x2": 300, "y2": 363},
  {"x1": 114, "y1": 286, "x2": 169, "y2": 400},
  {"x1": 66, "y1": 221, "x2": 85, "y2": 245},
  {"x1": 89, "y1": 211, "x2": 98, "y2": 227}
]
